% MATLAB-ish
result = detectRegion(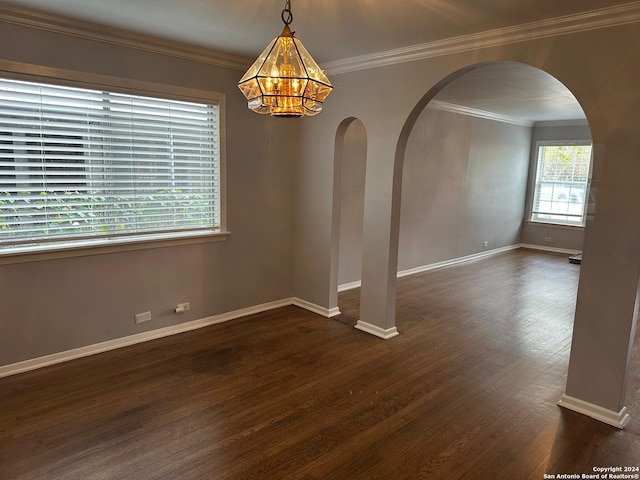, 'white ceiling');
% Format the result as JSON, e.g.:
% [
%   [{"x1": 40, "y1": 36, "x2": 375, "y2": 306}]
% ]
[
  {"x1": 2, "y1": 0, "x2": 618, "y2": 123},
  {"x1": 1, "y1": 0, "x2": 629, "y2": 63},
  {"x1": 432, "y1": 62, "x2": 588, "y2": 124}
]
